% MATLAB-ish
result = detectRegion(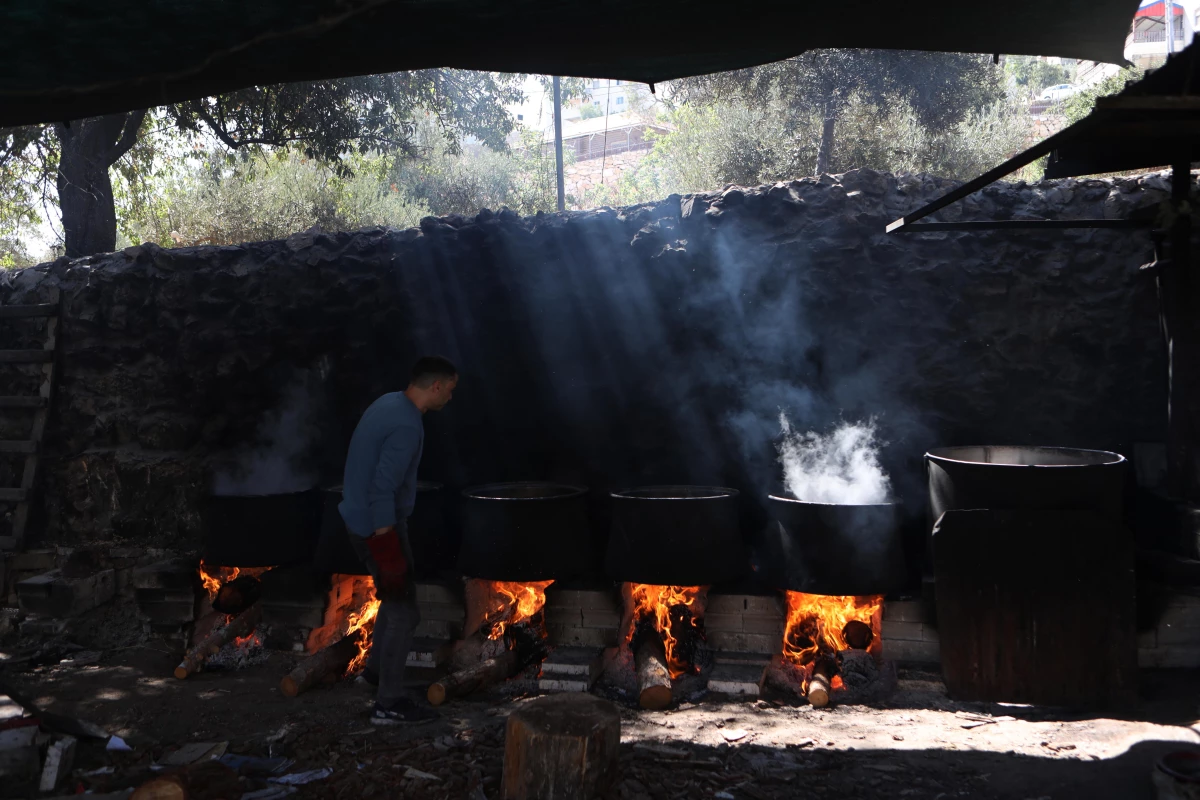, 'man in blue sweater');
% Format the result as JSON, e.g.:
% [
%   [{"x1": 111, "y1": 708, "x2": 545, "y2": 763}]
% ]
[{"x1": 339, "y1": 355, "x2": 457, "y2": 724}]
